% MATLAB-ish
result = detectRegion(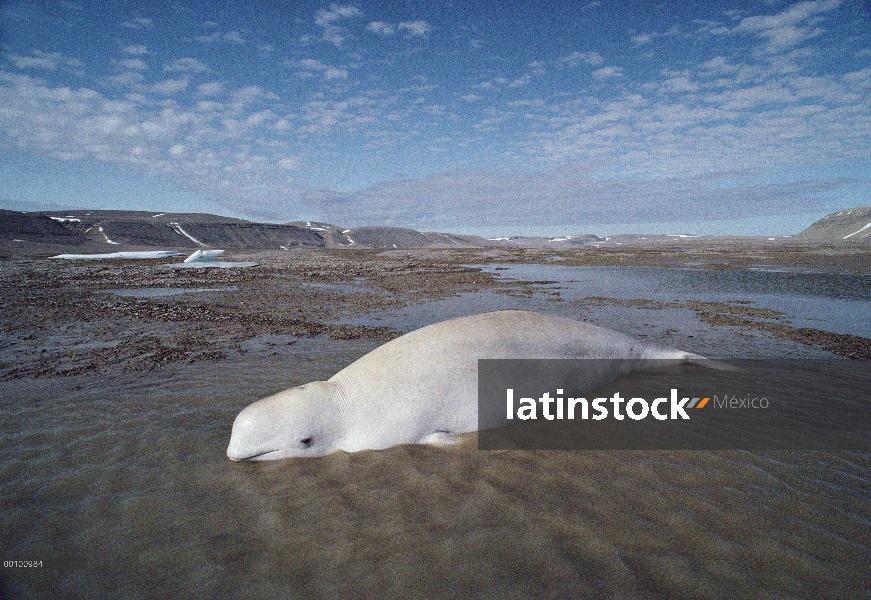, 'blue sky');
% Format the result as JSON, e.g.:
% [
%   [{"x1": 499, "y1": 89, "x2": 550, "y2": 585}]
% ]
[{"x1": 1, "y1": 0, "x2": 869, "y2": 235}]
